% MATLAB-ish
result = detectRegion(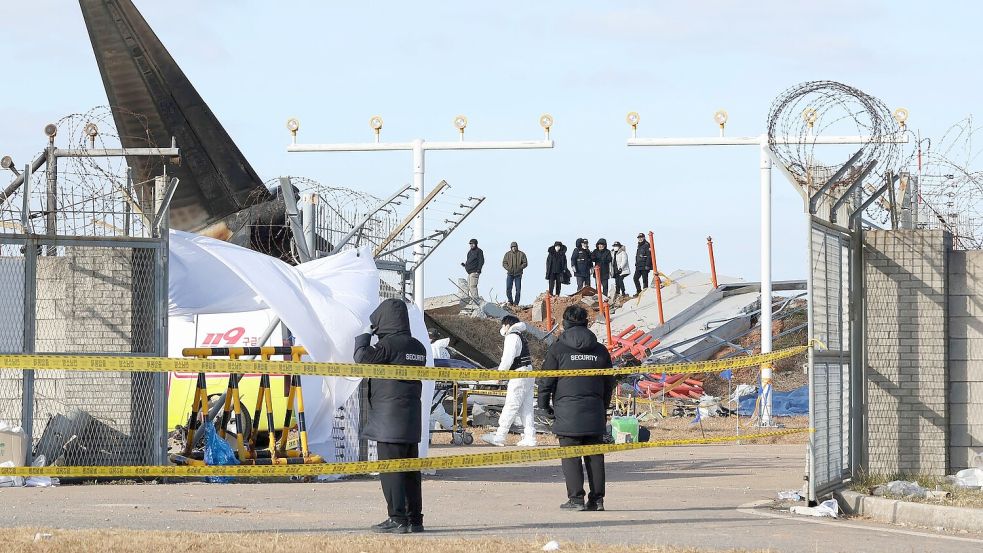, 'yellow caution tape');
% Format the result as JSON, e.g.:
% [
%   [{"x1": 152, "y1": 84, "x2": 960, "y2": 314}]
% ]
[
  {"x1": 0, "y1": 427, "x2": 810, "y2": 478},
  {"x1": 0, "y1": 343, "x2": 810, "y2": 381}
]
